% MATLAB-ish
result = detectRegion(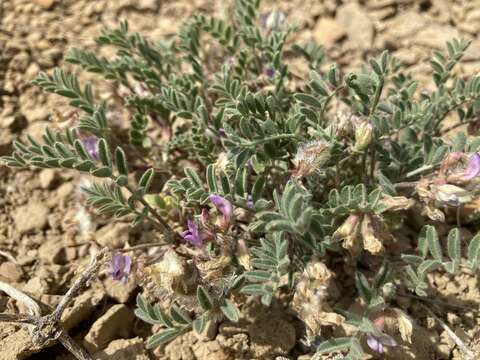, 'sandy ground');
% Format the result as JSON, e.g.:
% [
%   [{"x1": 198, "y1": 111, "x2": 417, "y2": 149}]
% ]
[{"x1": 1, "y1": 0, "x2": 480, "y2": 359}]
